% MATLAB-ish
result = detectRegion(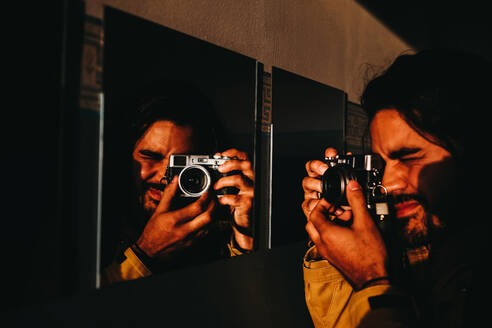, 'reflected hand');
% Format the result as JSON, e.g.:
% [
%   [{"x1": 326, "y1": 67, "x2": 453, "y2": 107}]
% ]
[
  {"x1": 136, "y1": 176, "x2": 215, "y2": 261},
  {"x1": 214, "y1": 148, "x2": 254, "y2": 251}
]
